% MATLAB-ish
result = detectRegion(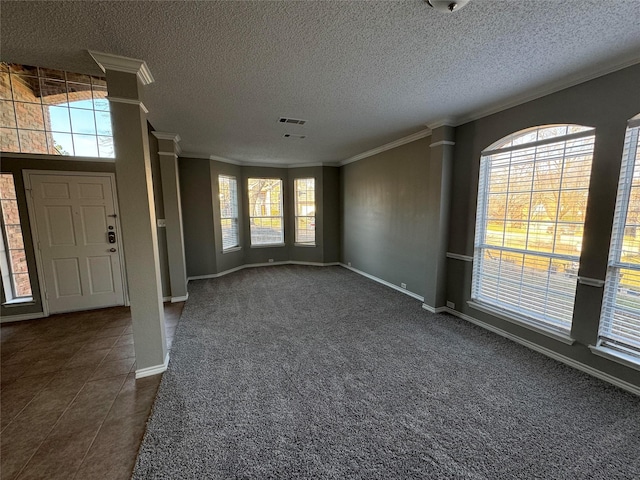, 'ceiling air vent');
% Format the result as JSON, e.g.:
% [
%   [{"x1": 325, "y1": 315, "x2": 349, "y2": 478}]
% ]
[
  {"x1": 279, "y1": 117, "x2": 307, "y2": 125},
  {"x1": 283, "y1": 134, "x2": 306, "y2": 139}
]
